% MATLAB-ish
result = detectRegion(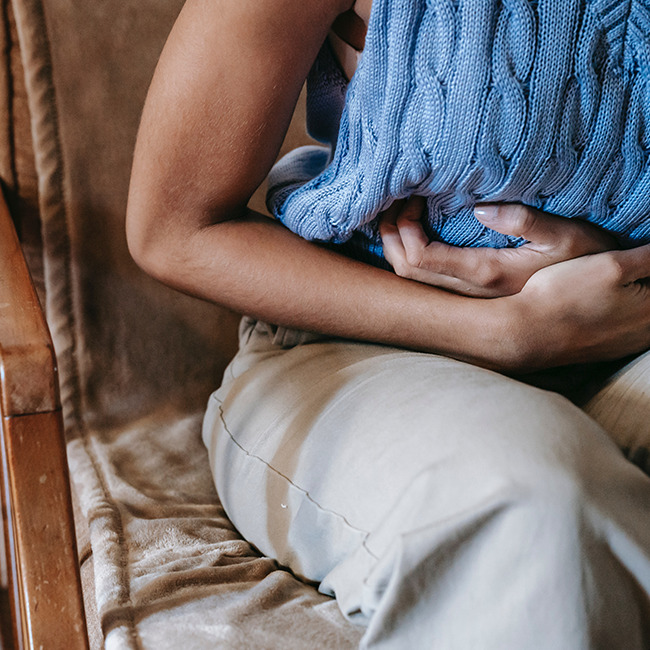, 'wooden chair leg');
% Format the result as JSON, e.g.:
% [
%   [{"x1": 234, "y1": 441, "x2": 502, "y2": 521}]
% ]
[{"x1": 0, "y1": 411, "x2": 89, "y2": 650}]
